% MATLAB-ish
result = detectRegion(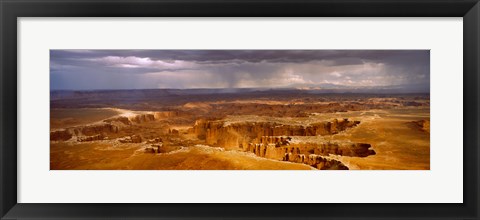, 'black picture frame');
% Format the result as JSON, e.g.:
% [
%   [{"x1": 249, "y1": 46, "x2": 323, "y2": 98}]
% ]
[{"x1": 1, "y1": 0, "x2": 479, "y2": 219}]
